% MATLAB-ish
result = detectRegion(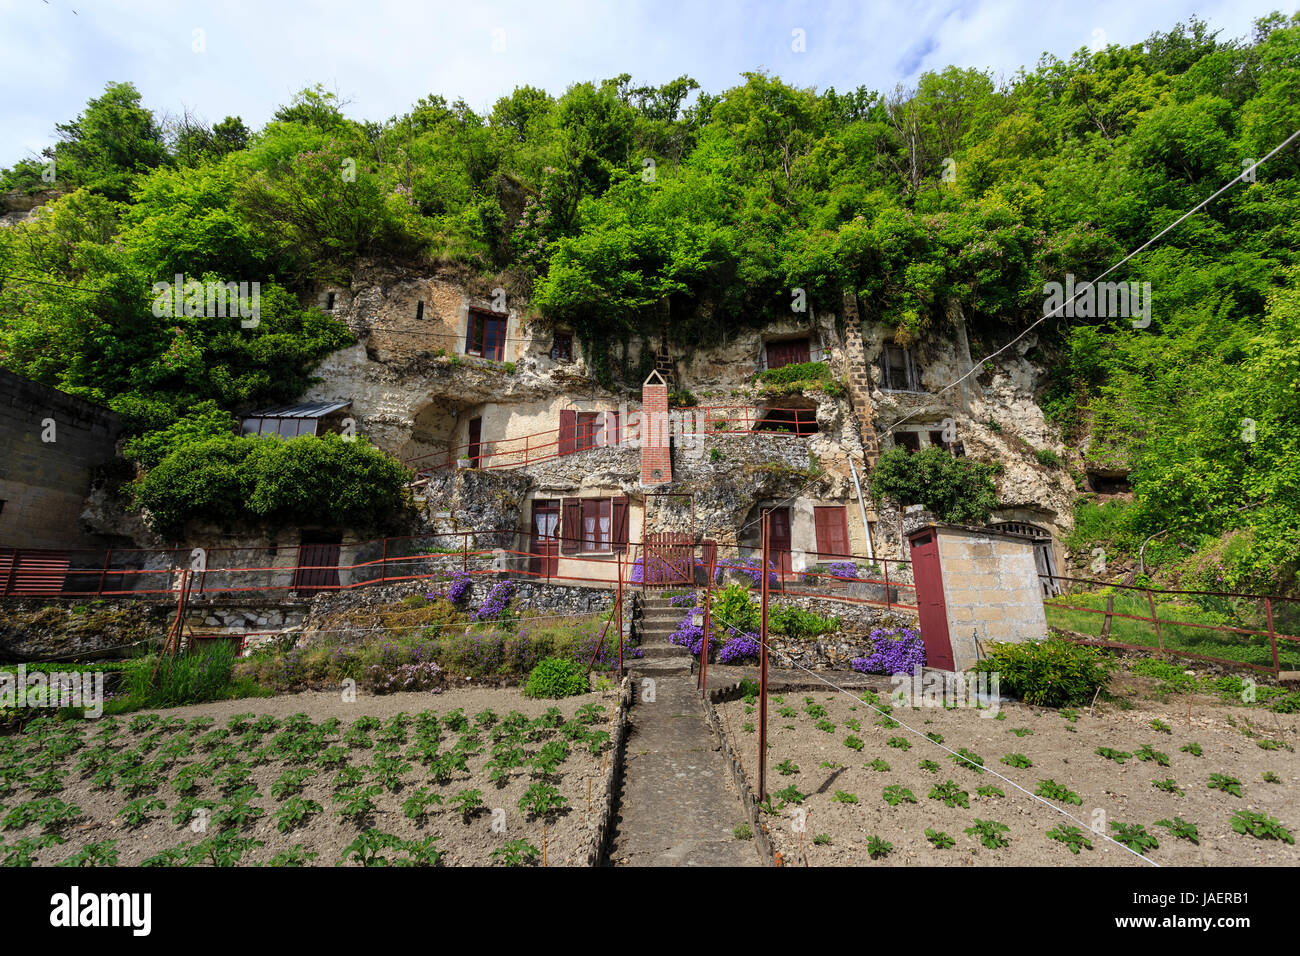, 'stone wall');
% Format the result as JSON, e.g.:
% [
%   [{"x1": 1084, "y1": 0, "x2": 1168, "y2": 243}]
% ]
[
  {"x1": 933, "y1": 524, "x2": 1049, "y2": 671},
  {"x1": 0, "y1": 370, "x2": 122, "y2": 549}
]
